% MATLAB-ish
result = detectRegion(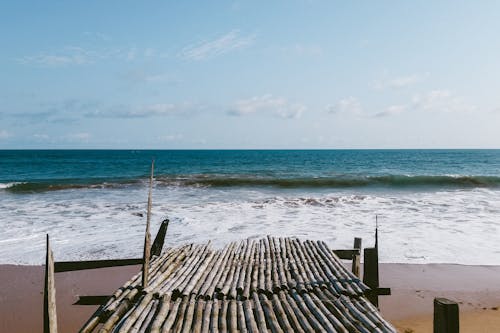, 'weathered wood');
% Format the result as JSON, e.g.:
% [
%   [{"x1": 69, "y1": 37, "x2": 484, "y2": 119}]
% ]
[
  {"x1": 201, "y1": 299, "x2": 212, "y2": 333},
  {"x1": 151, "y1": 218, "x2": 169, "y2": 257},
  {"x1": 352, "y1": 237, "x2": 362, "y2": 277},
  {"x1": 259, "y1": 293, "x2": 284, "y2": 333},
  {"x1": 80, "y1": 237, "x2": 397, "y2": 333},
  {"x1": 363, "y1": 247, "x2": 379, "y2": 307},
  {"x1": 149, "y1": 295, "x2": 170, "y2": 333},
  {"x1": 55, "y1": 258, "x2": 143, "y2": 273},
  {"x1": 161, "y1": 297, "x2": 181, "y2": 332},
  {"x1": 210, "y1": 300, "x2": 220, "y2": 332},
  {"x1": 434, "y1": 298, "x2": 459, "y2": 333},
  {"x1": 44, "y1": 234, "x2": 58, "y2": 333},
  {"x1": 192, "y1": 299, "x2": 205, "y2": 333},
  {"x1": 181, "y1": 296, "x2": 196, "y2": 333},
  {"x1": 332, "y1": 249, "x2": 360, "y2": 260},
  {"x1": 116, "y1": 293, "x2": 153, "y2": 332},
  {"x1": 142, "y1": 159, "x2": 155, "y2": 288},
  {"x1": 74, "y1": 295, "x2": 111, "y2": 305}
]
